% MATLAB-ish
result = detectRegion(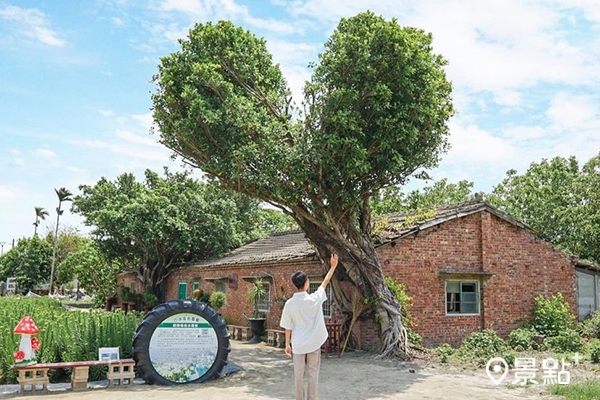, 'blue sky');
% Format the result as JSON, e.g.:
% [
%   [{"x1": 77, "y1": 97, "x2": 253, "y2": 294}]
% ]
[{"x1": 1, "y1": 0, "x2": 600, "y2": 247}]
